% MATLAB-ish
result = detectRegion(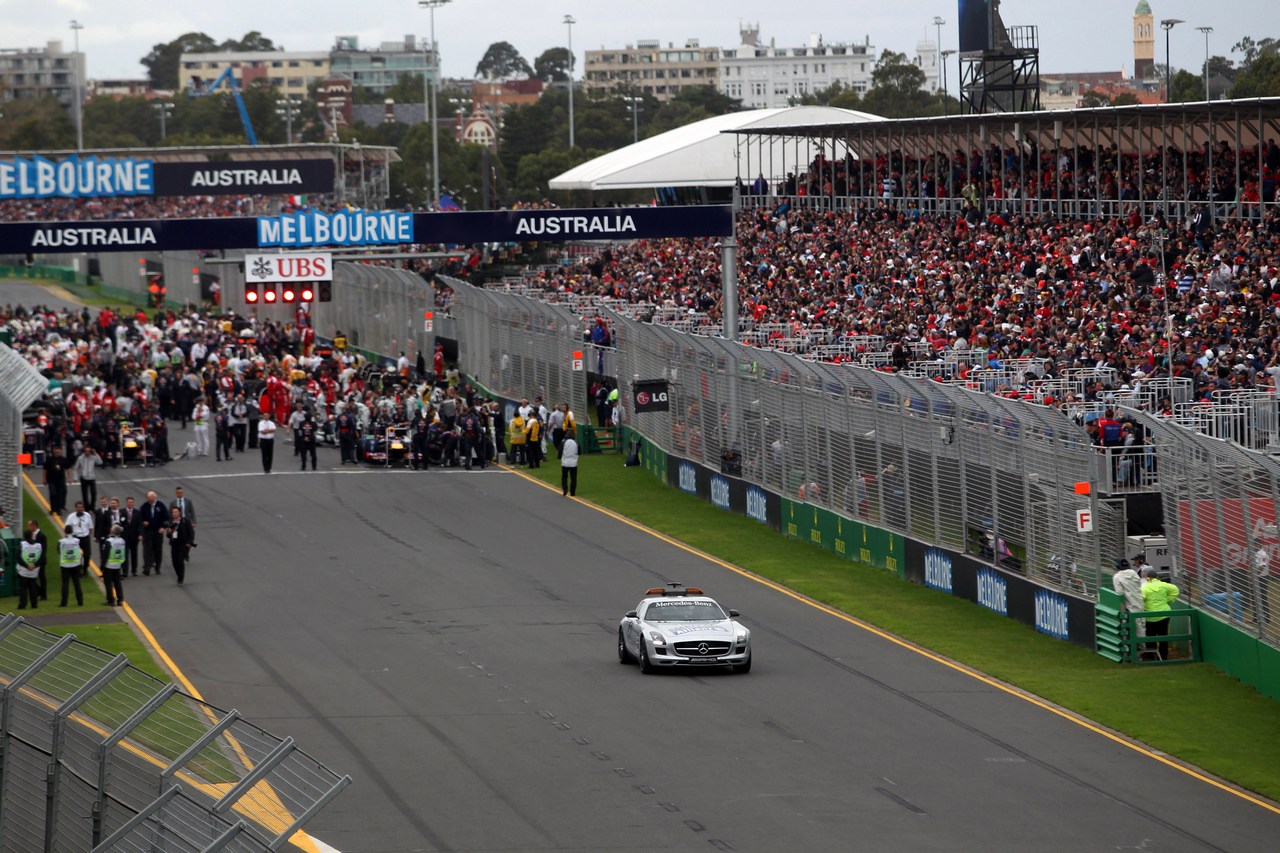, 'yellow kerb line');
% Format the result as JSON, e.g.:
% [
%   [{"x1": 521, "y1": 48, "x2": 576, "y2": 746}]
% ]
[
  {"x1": 502, "y1": 464, "x2": 1280, "y2": 816},
  {"x1": 22, "y1": 474, "x2": 323, "y2": 851}
]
